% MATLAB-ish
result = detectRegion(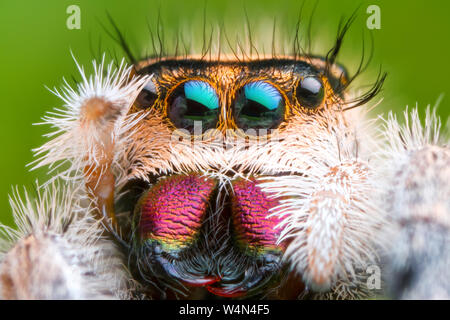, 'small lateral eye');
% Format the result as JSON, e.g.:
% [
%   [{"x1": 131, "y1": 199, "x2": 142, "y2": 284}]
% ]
[
  {"x1": 234, "y1": 81, "x2": 285, "y2": 131},
  {"x1": 135, "y1": 79, "x2": 158, "y2": 109},
  {"x1": 295, "y1": 76, "x2": 325, "y2": 110},
  {"x1": 168, "y1": 80, "x2": 220, "y2": 132}
]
